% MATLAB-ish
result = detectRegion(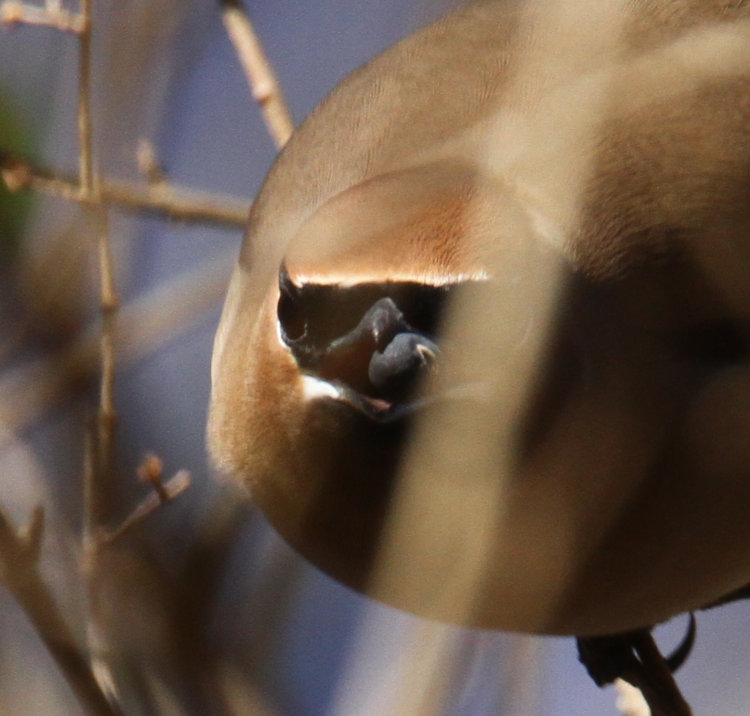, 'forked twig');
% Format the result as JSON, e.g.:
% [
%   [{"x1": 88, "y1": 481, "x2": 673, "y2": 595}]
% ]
[
  {"x1": 98, "y1": 467, "x2": 192, "y2": 547},
  {"x1": 0, "y1": 507, "x2": 119, "y2": 715},
  {"x1": 0, "y1": 0, "x2": 285, "y2": 712},
  {"x1": 623, "y1": 632, "x2": 693, "y2": 716}
]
